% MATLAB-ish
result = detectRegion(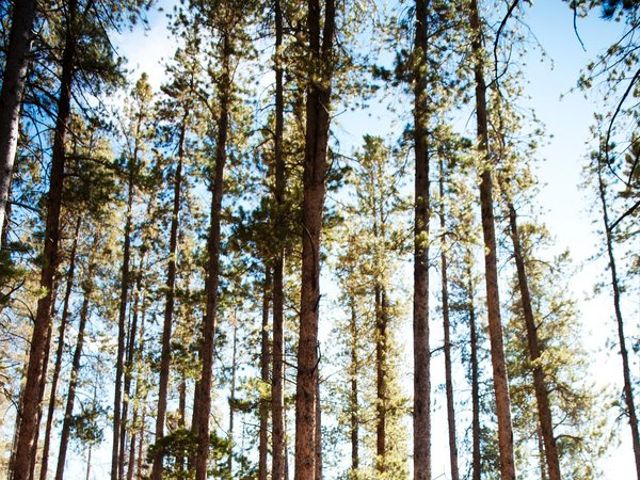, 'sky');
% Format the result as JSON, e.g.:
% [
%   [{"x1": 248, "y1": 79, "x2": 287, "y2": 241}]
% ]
[{"x1": 60, "y1": 1, "x2": 639, "y2": 478}]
